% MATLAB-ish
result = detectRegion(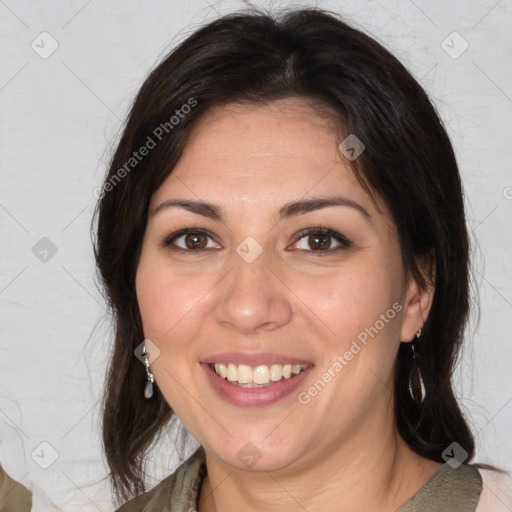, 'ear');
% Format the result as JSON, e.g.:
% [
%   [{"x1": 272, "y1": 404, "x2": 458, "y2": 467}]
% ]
[{"x1": 399, "y1": 254, "x2": 435, "y2": 342}]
